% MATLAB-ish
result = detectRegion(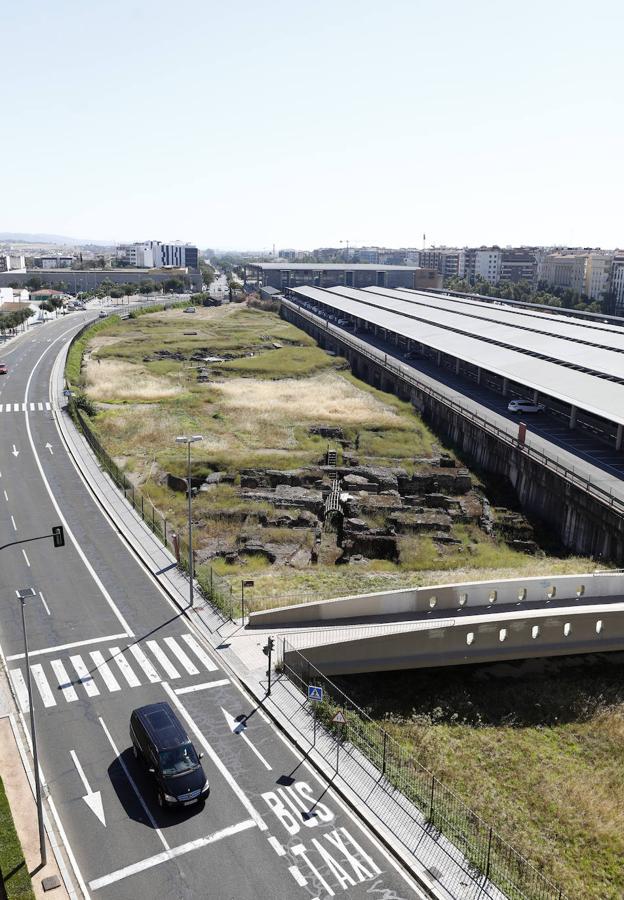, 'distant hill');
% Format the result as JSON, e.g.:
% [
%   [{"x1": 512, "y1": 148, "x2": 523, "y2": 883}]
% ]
[{"x1": 0, "y1": 232, "x2": 113, "y2": 246}]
